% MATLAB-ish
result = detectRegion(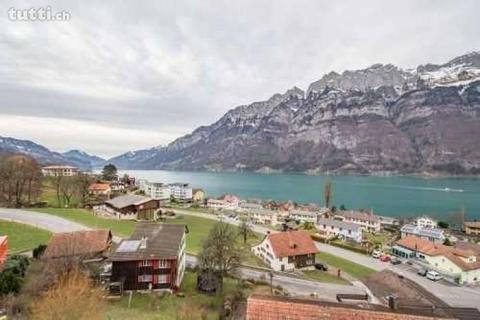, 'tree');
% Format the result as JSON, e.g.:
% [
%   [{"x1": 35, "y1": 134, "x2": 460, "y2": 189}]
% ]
[
  {"x1": 339, "y1": 204, "x2": 347, "y2": 211},
  {"x1": 101, "y1": 164, "x2": 117, "y2": 181},
  {"x1": 30, "y1": 268, "x2": 105, "y2": 320},
  {"x1": 198, "y1": 222, "x2": 241, "y2": 294},
  {"x1": 324, "y1": 178, "x2": 333, "y2": 208},
  {"x1": 0, "y1": 154, "x2": 42, "y2": 207},
  {"x1": 437, "y1": 221, "x2": 449, "y2": 229},
  {"x1": 238, "y1": 217, "x2": 254, "y2": 244}
]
